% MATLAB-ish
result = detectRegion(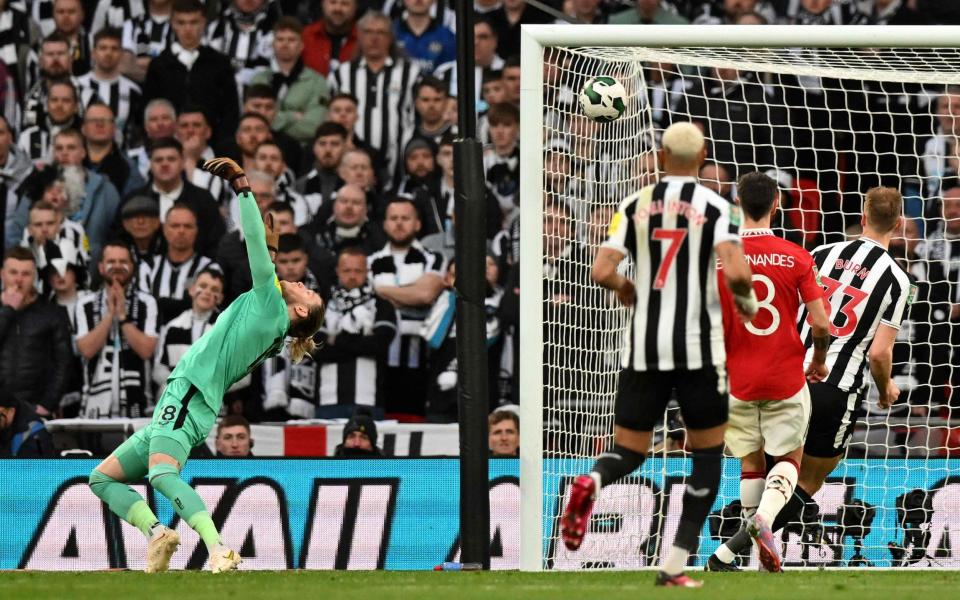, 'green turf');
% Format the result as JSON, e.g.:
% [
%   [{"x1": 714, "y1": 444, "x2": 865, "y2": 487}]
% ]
[{"x1": 1, "y1": 570, "x2": 957, "y2": 600}]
